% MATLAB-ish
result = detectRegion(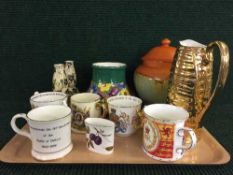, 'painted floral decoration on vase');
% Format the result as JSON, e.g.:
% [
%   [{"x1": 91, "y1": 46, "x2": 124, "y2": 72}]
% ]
[
  {"x1": 52, "y1": 64, "x2": 68, "y2": 93},
  {"x1": 89, "y1": 62, "x2": 130, "y2": 99},
  {"x1": 90, "y1": 82, "x2": 129, "y2": 99},
  {"x1": 64, "y1": 60, "x2": 78, "y2": 95}
]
